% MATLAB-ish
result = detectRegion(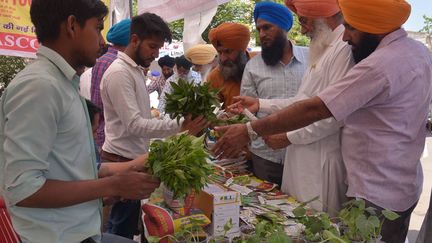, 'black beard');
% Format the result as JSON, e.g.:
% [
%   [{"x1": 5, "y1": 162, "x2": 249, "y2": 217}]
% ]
[
  {"x1": 219, "y1": 52, "x2": 248, "y2": 82},
  {"x1": 134, "y1": 41, "x2": 151, "y2": 67},
  {"x1": 352, "y1": 34, "x2": 381, "y2": 64},
  {"x1": 163, "y1": 72, "x2": 173, "y2": 79},
  {"x1": 261, "y1": 34, "x2": 287, "y2": 66}
]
